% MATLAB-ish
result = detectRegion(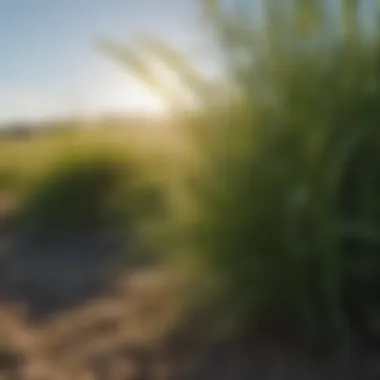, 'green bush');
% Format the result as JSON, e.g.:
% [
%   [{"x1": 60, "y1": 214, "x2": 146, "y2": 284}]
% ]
[
  {"x1": 18, "y1": 147, "x2": 162, "y2": 241},
  {"x1": 0, "y1": 167, "x2": 19, "y2": 193}
]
